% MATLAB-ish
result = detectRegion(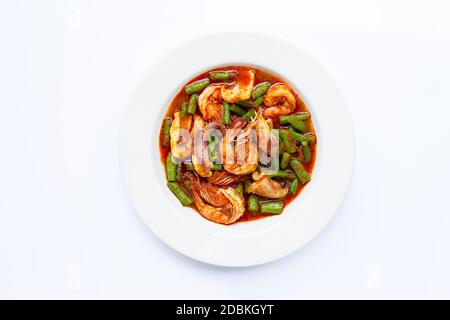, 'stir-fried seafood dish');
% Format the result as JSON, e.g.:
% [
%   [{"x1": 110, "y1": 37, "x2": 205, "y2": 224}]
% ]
[{"x1": 159, "y1": 66, "x2": 317, "y2": 225}]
